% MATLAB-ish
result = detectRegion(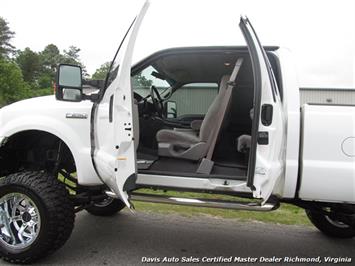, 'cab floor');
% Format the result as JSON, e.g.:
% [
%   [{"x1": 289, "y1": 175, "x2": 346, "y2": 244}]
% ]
[{"x1": 137, "y1": 151, "x2": 247, "y2": 180}]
